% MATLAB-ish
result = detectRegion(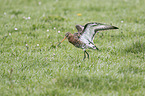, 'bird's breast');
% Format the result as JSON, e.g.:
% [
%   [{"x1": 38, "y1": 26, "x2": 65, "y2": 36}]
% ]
[{"x1": 68, "y1": 36, "x2": 83, "y2": 48}]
